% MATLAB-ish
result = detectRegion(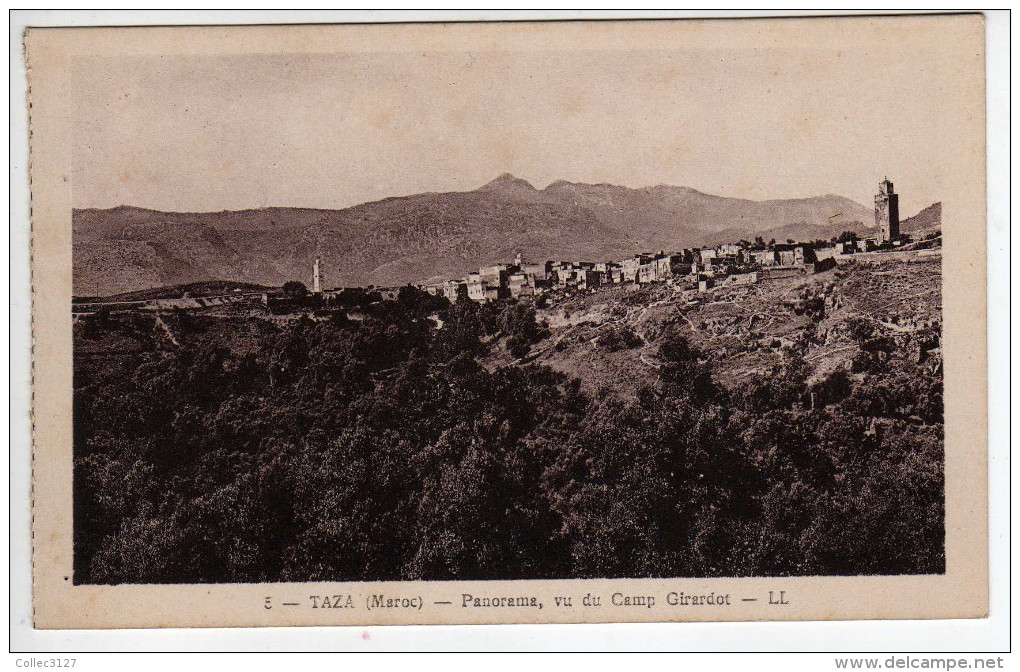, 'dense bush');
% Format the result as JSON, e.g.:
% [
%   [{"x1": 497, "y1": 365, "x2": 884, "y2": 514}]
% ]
[
  {"x1": 73, "y1": 296, "x2": 944, "y2": 584},
  {"x1": 499, "y1": 301, "x2": 544, "y2": 359},
  {"x1": 598, "y1": 324, "x2": 643, "y2": 352},
  {"x1": 282, "y1": 281, "x2": 308, "y2": 299}
]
